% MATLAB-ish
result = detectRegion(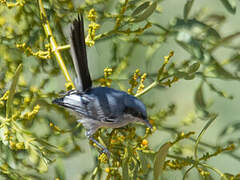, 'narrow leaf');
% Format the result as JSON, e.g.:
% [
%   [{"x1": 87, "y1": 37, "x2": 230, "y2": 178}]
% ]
[
  {"x1": 183, "y1": 0, "x2": 194, "y2": 21},
  {"x1": 188, "y1": 62, "x2": 200, "y2": 73},
  {"x1": 132, "y1": 1, "x2": 150, "y2": 17},
  {"x1": 175, "y1": 71, "x2": 188, "y2": 79},
  {"x1": 154, "y1": 142, "x2": 171, "y2": 180},
  {"x1": 194, "y1": 114, "x2": 217, "y2": 160},
  {"x1": 219, "y1": 122, "x2": 240, "y2": 137},
  {"x1": 194, "y1": 83, "x2": 207, "y2": 111},
  {"x1": 220, "y1": 0, "x2": 236, "y2": 14},
  {"x1": 211, "y1": 59, "x2": 239, "y2": 80},
  {"x1": 122, "y1": 162, "x2": 129, "y2": 180},
  {"x1": 138, "y1": 151, "x2": 149, "y2": 174},
  {"x1": 133, "y1": 1, "x2": 157, "y2": 22},
  {"x1": 55, "y1": 159, "x2": 66, "y2": 180},
  {"x1": 6, "y1": 64, "x2": 23, "y2": 119},
  {"x1": 184, "y1": 74, "x2": 195, "y2": 80},
  {"x1": 122, "y1": 147, "x2": 130, "y2": 180},
  {"x1": 38, "y1": 158, "x2": 48, "y2": 173}
]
